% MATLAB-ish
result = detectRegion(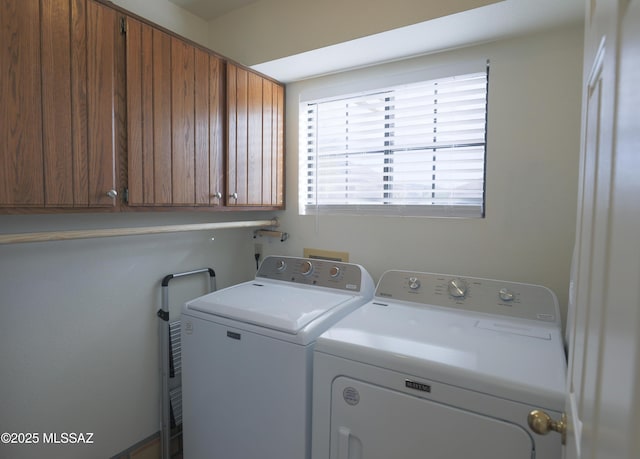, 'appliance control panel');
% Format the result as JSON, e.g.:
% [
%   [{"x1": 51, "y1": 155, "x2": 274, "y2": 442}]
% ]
[
  {"x1": 375, "y1": 270, "x2": 559, "y2": 323},
  {"x1": 257, "y1": 256, "x2": 373, "y2": 293}
]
